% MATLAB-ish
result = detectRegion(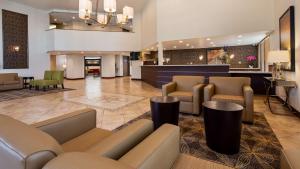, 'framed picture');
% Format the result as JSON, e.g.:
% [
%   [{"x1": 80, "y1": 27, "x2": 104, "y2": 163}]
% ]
[
  {"x1": 279, "y1": 6, "x2": 295, "y2": 71},
  {"x1": 207, "y1": 48, "x2": 224, "y2": 64}
]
